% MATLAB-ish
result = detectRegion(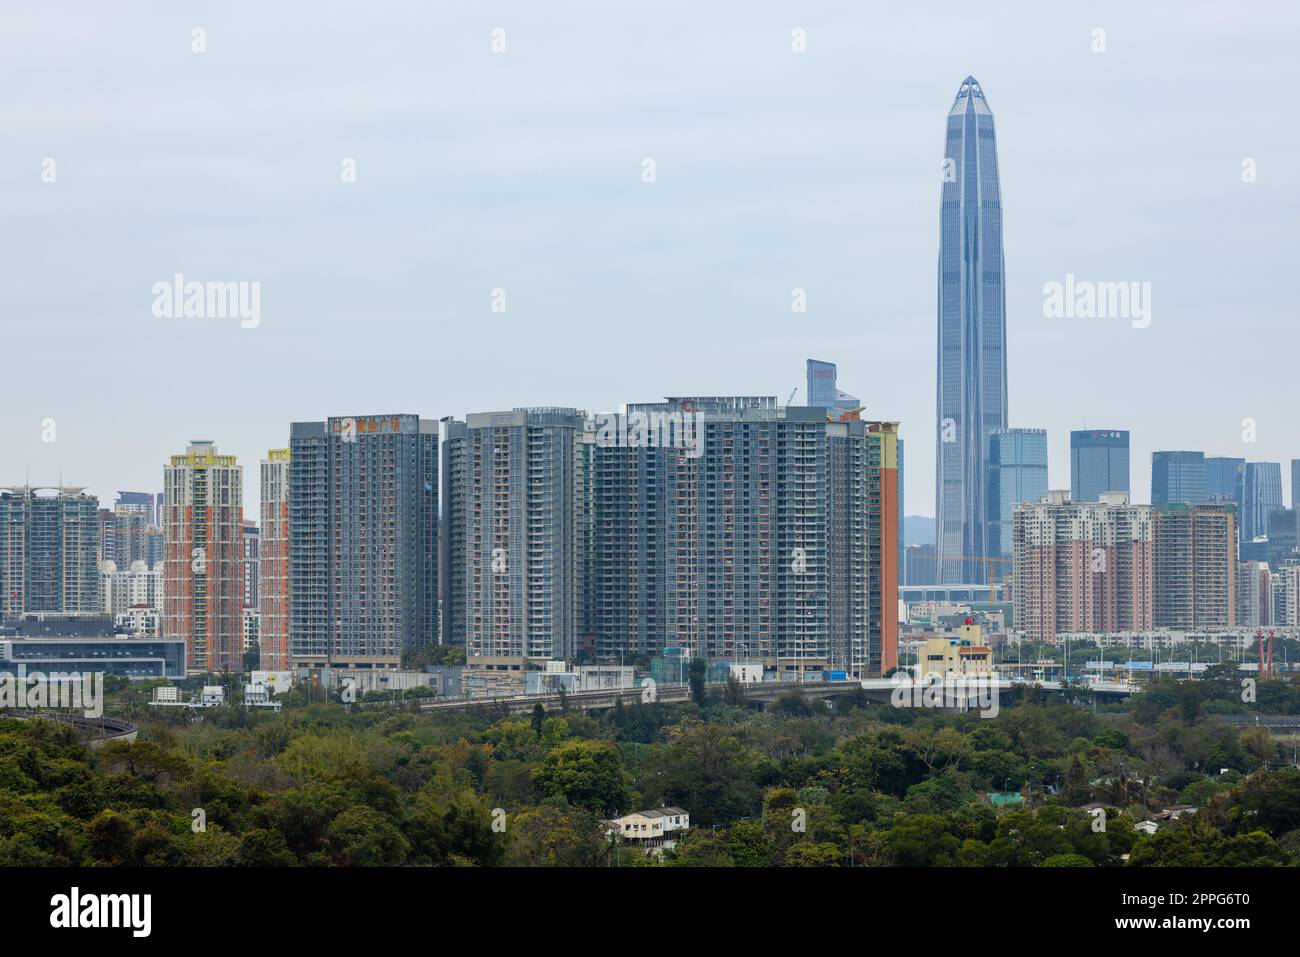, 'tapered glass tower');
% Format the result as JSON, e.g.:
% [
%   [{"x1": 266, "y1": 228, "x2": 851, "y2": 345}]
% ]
[{"x1": 936, "y1": 76, "x2": 1007, "y2": 584}]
